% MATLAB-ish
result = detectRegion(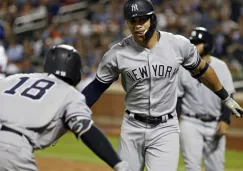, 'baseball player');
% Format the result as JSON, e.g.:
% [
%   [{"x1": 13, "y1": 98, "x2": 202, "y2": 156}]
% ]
[
  {"x1": 0, "y1": 45, "x2": 131, "y2": 171},
  {"x1": 177, "y1": 27, "x2": 235, "y2": 171},
  {"x1": 81, "y1": 0, "x2": 243, "y2": 171}
]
